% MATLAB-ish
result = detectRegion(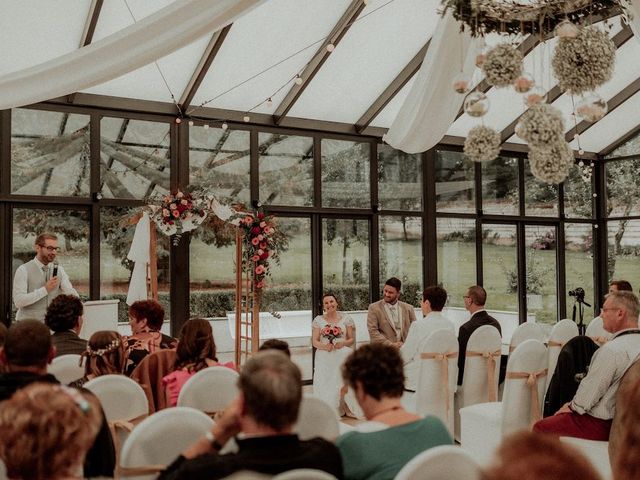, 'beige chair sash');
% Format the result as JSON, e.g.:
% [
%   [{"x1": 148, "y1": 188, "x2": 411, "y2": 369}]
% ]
[
  {"x1": 118, "y1": 464, "x2": 166, "y2": 476},
  {"x1": 466, "y1": 349, "x2": 501, "y2": 402},
  {"x1": 505, "y1": 369, "x2": 547, "y2": 424},
  {"x1": 109, "y1": 414, "x2": 147, "y2": 478},
  {"x1": 420, "y1": 351, "x2": 458, "y2": 417},
  {"x1": 590, "y1": 335, "x2": 609, "y2": 346},
  {"x1": 547, "y1": 340, "x2": 565, "y2": 348}
]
